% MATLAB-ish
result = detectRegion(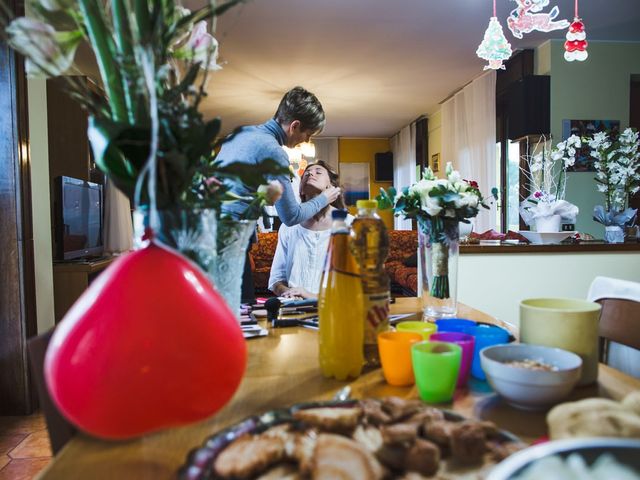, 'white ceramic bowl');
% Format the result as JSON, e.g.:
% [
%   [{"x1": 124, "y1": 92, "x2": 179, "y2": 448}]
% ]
[
  {"x1": 487, "y1": 438, "x2": 640, "y2": 480},
  {"x1": 480, "y1": 344, "x2": 582, "y2": 411}
]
